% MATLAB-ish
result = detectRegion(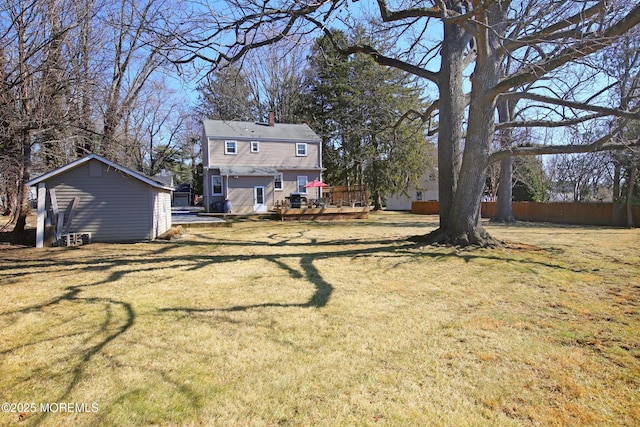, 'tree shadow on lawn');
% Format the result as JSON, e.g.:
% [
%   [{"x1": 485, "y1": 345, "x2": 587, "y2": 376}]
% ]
[
  {"x1": 0, "y1": 232, "x2": 573, "y2": 425},
  {"x1": 154, "y1": 232, "x2": 572, "y2": 315},
  {"x1": 0, "y1": 270, "x2": 135, "y2": 426}
]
